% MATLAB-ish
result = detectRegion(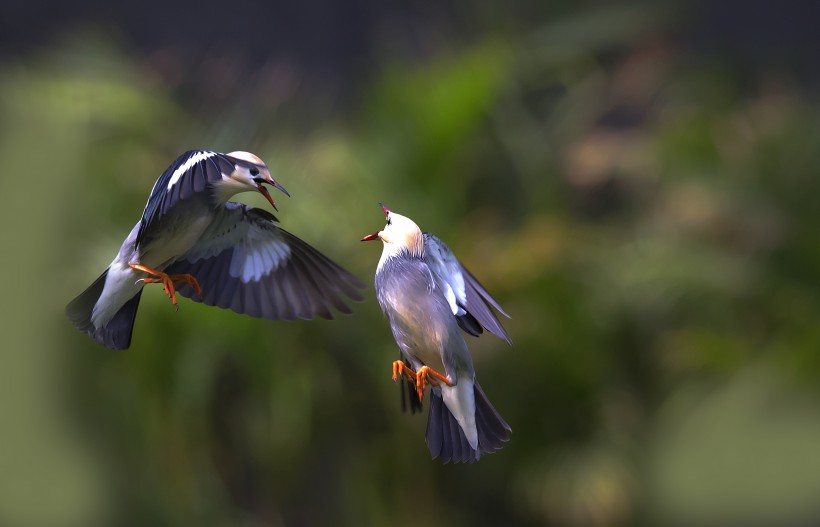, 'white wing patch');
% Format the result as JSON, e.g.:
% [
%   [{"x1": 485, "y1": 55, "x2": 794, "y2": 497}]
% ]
[
  {"x1": 425, "y1": 237, "x2": 467, "y2": 316},
  {"x1": 443, "y1": 281, "x2": 459, "y2": 315},
  {"x1": 166, "y1": 151, "x2": 215, "y2": 191},
  {"x1": 172, "y1": 202, "x2": 297, "y2": 288},
  {"x1": 230, "y1": 238, "x2": 292, "y2": 282},
  {"x1": 450, "y1": 268, "x2": 466, "y2": 306}
]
